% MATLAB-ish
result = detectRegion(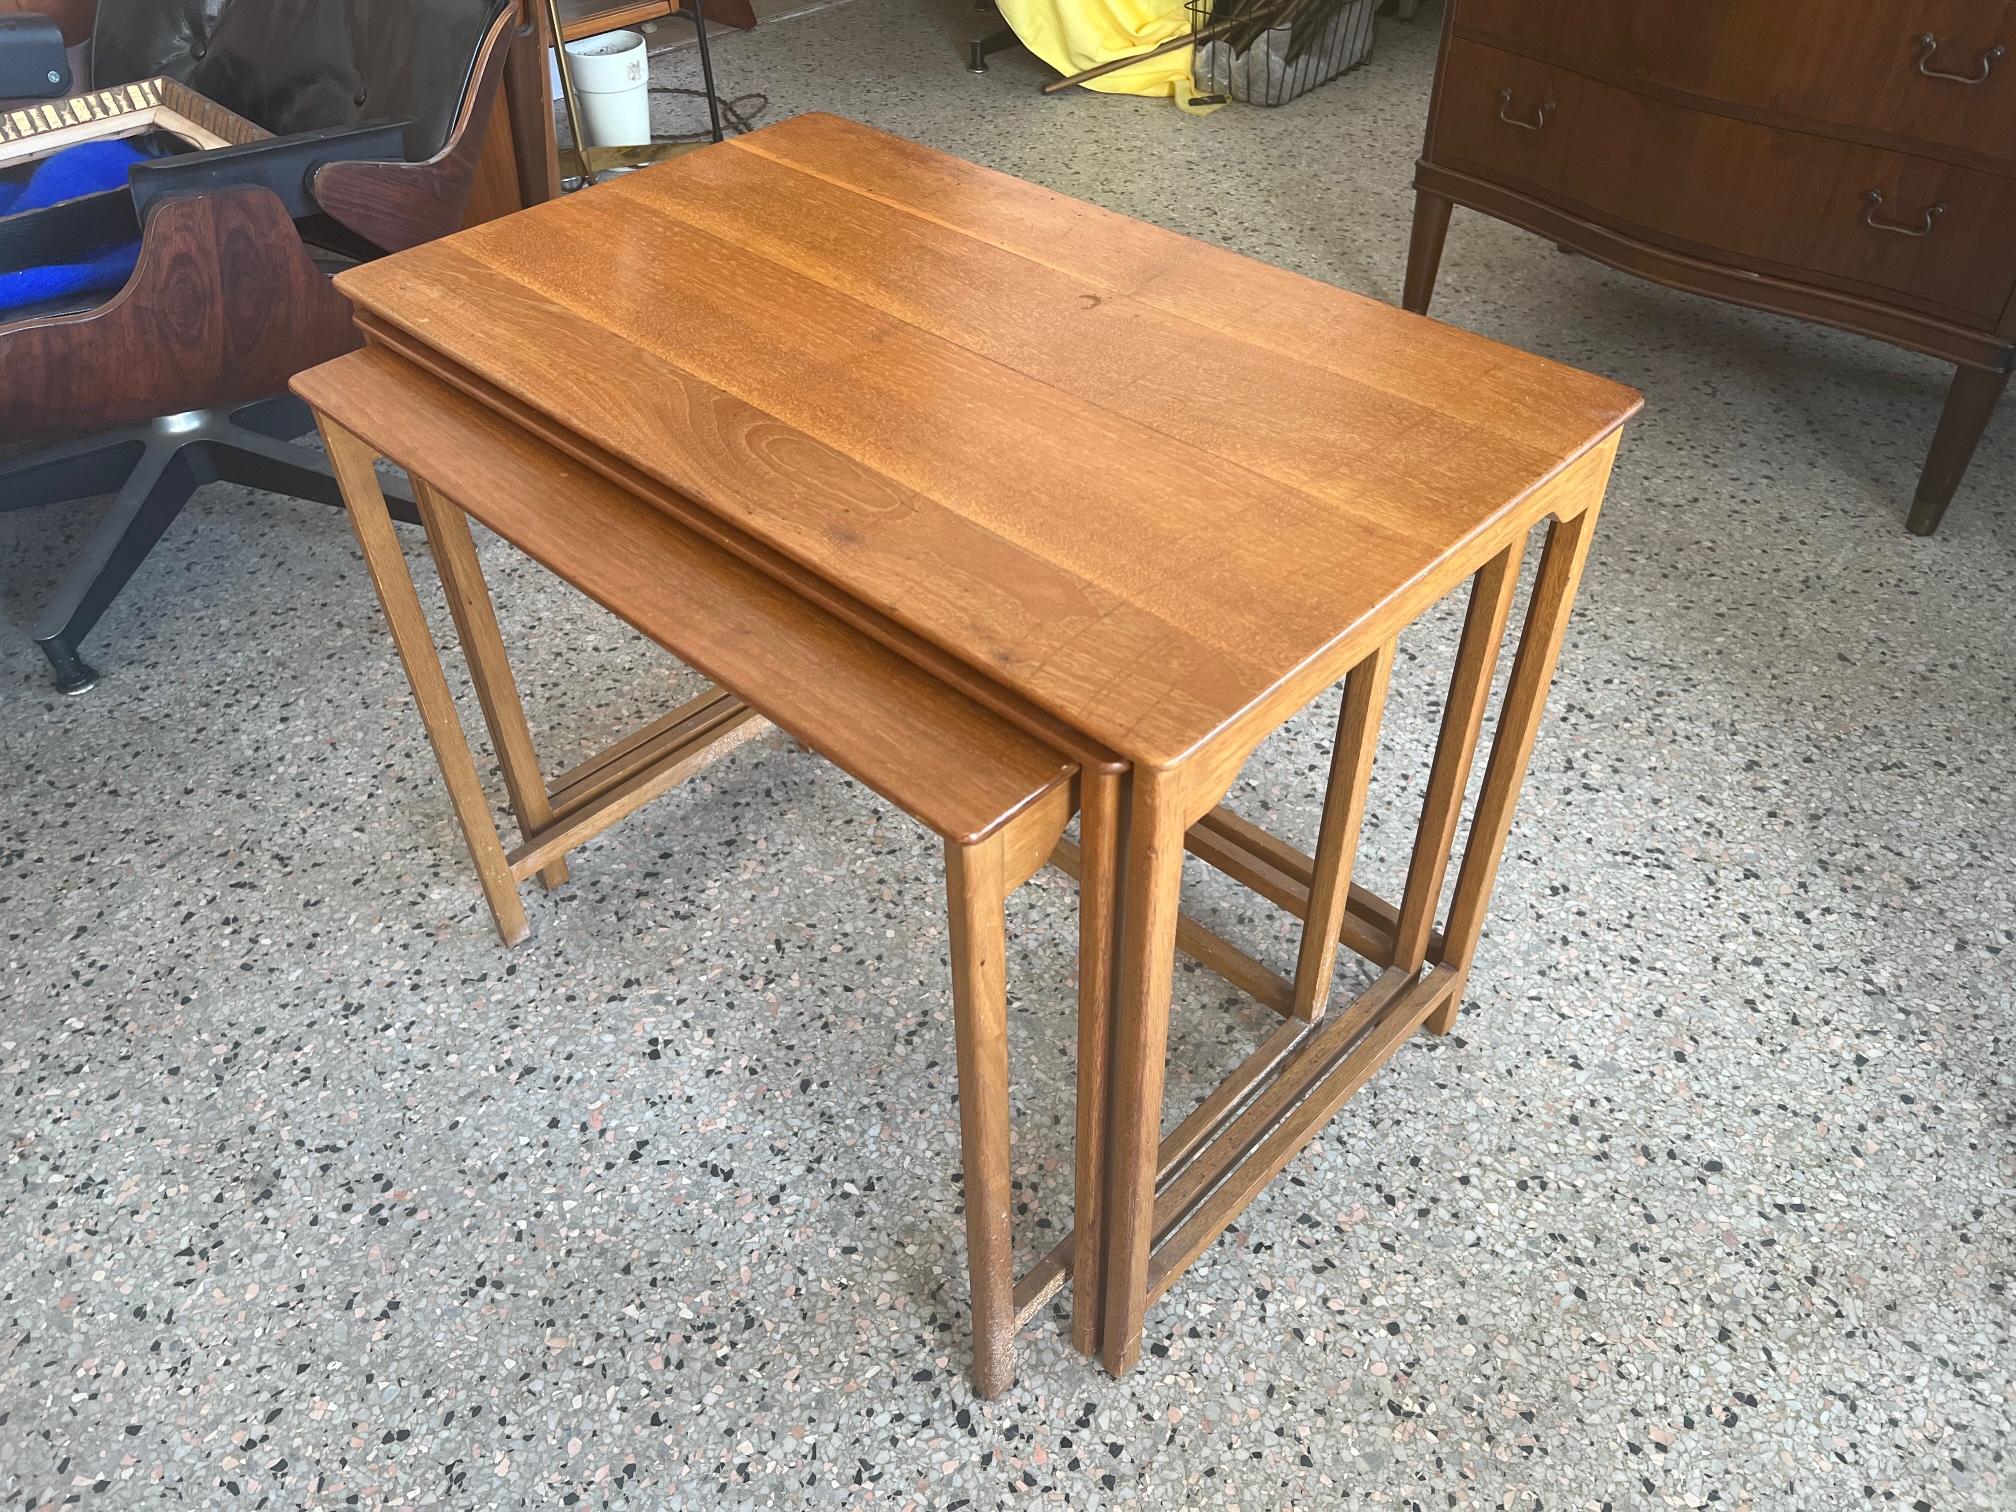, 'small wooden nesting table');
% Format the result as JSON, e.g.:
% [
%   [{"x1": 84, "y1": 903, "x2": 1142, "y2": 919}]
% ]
[
  {"x1": 293, "y1": 344, "x2": 1118, "y2": 1399},
  {"x1": 325, "y1": 112, "x2": 1641, "y2": 1380}
]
